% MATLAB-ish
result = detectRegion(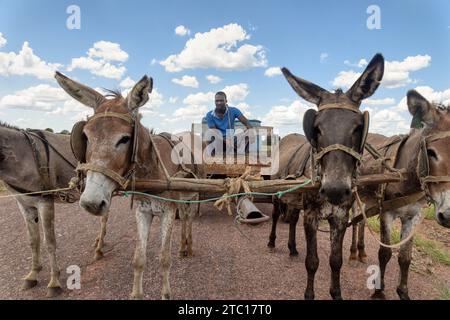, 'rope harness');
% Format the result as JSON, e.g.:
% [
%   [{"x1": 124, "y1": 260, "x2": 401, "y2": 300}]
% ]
[{"x1": 309, "y1": 102, "x2": 369, "y2": 187}]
